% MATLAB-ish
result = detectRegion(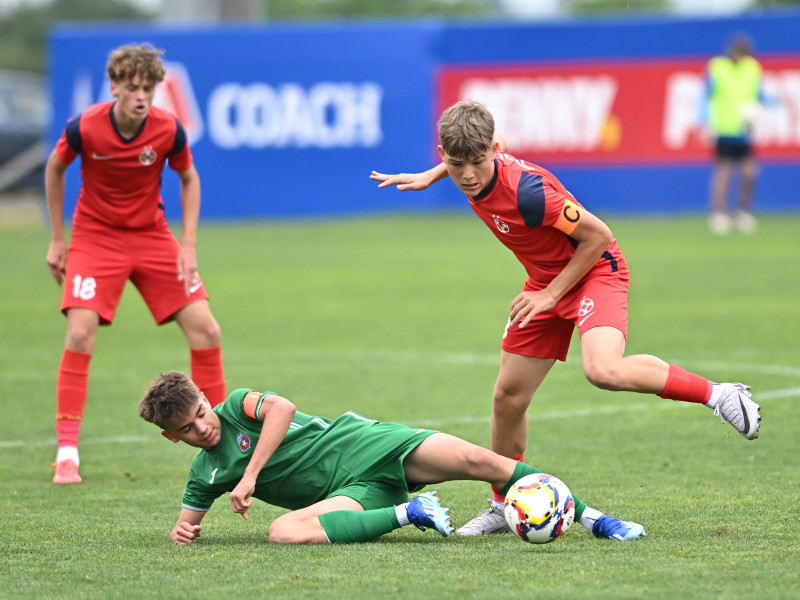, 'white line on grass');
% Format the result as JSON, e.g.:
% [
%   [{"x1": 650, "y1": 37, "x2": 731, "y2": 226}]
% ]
[{"x1": 0, "y1": 435, "x2": 149, "y2": 449}]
